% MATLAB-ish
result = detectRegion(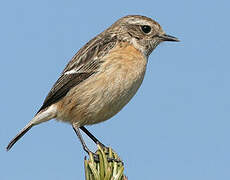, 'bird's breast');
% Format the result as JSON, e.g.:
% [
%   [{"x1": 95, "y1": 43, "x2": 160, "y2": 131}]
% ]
[{"x1": 57, "y1": 43, "x2": 147, "y2": 126}]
